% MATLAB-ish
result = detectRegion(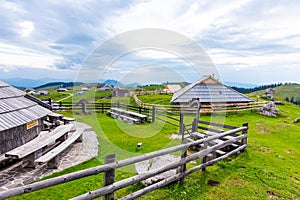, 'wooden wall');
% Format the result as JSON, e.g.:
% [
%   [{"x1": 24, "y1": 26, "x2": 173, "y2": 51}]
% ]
[{"x1": 0, "y1": 118, "x2": 43, "y2": 155}]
